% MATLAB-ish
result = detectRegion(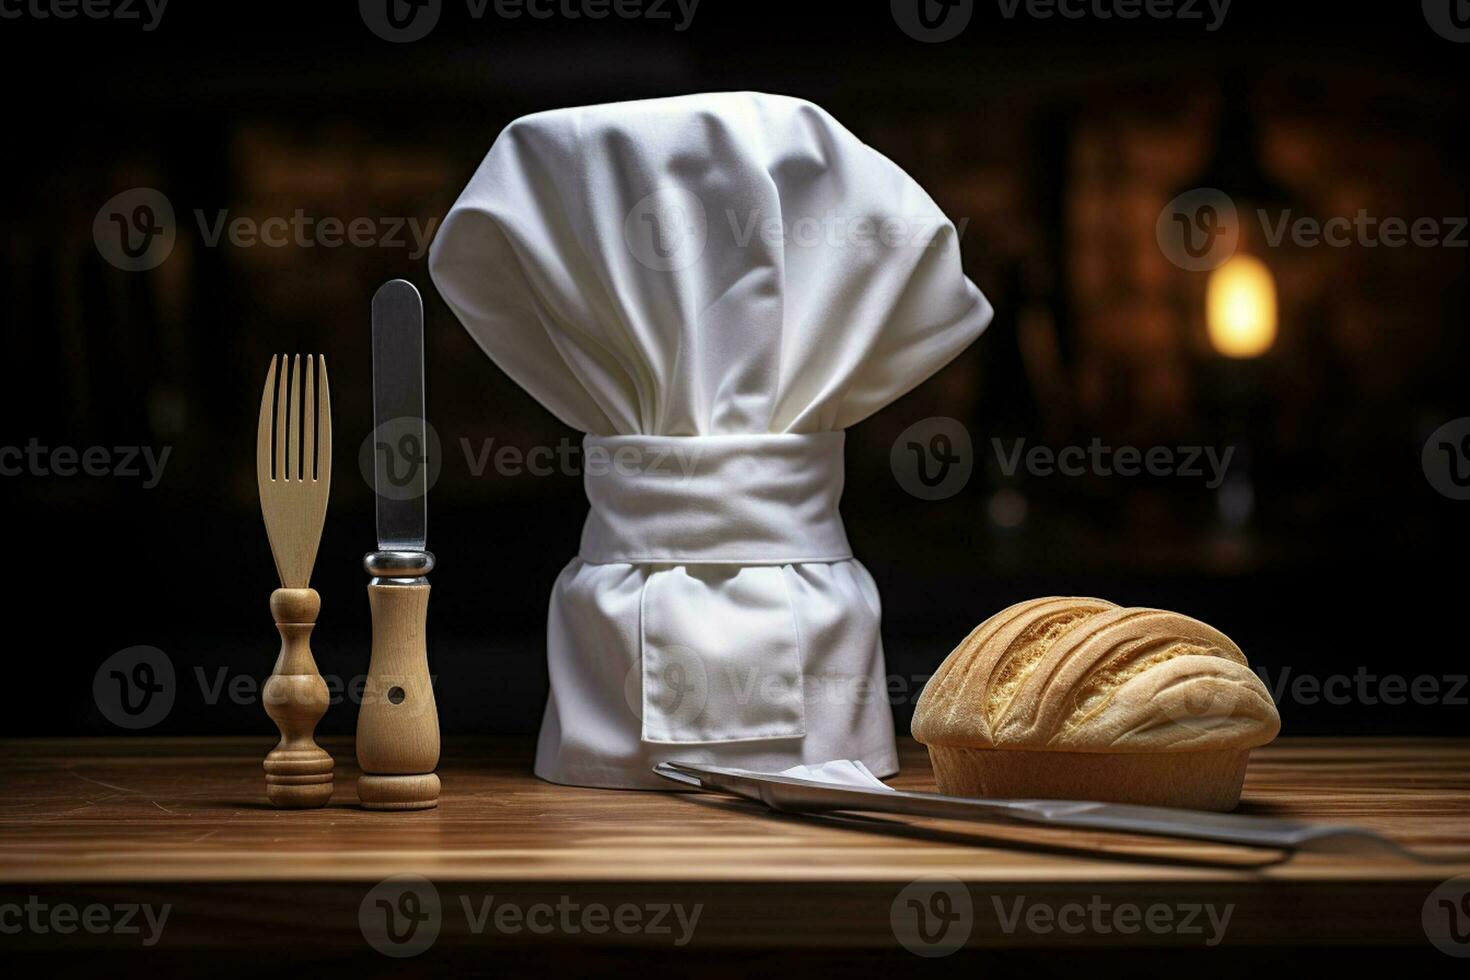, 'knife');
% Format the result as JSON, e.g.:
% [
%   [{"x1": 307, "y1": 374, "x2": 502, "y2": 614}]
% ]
[
  {"x1": 356, "y1": 279, "x2": 441, "y2": 811},
  {"x1": 653, "y1": 761, "x2": 1411, "y2": 854}
]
